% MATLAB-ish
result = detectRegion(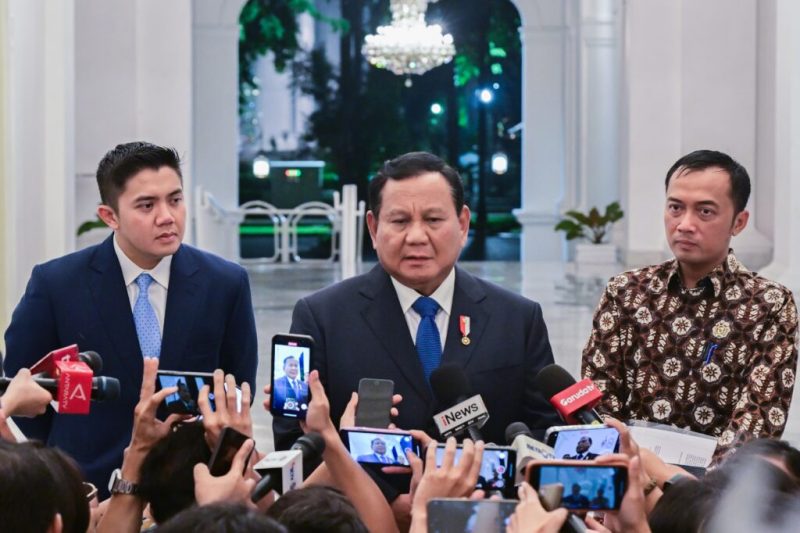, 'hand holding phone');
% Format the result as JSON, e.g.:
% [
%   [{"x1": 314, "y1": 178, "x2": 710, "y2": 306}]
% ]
[
  {"x1": 208, "y1": 426, "x2": 254, "y2": 476},
  {"x1": 155, "y1": 370, "x2": 215, "y2": 416},
  {"x1": 526, "y1": 460, "x2": 628, "y2": 511},
  {"x1": 431, "y1": 443, "x2": 517, "y2": 498},
  {"x1": 269, "y1": 334, "x2": 314, "y2": 420},
  {"x1": 355, "y1": 378, "x2": 394, "y2": 428},
  {"x1": 340, "y1": 427, "x2": 421, "y2": 466}
]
